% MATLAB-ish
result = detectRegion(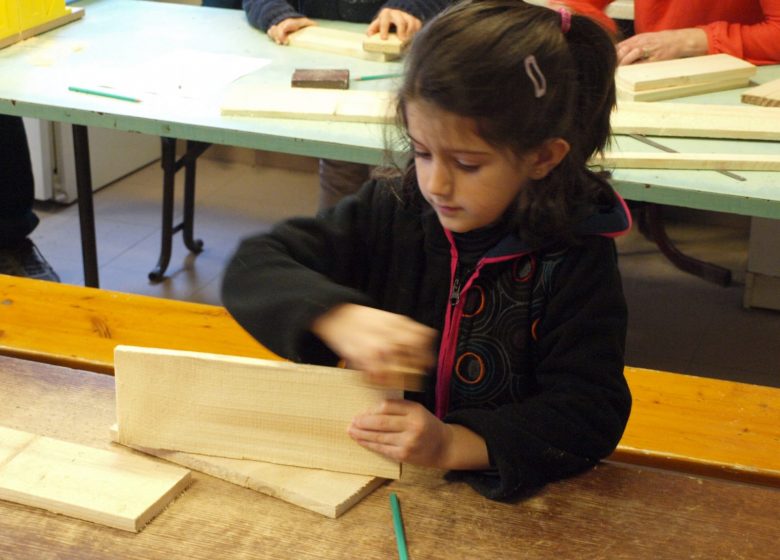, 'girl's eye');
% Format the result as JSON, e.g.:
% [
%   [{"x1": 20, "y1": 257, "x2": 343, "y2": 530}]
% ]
[
  {"x1": 456, "y1": 161, "x2": 480, "y2": 172},
  {"x1": 413, "y1": 150, "x2": 431, "y2": 160}
]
